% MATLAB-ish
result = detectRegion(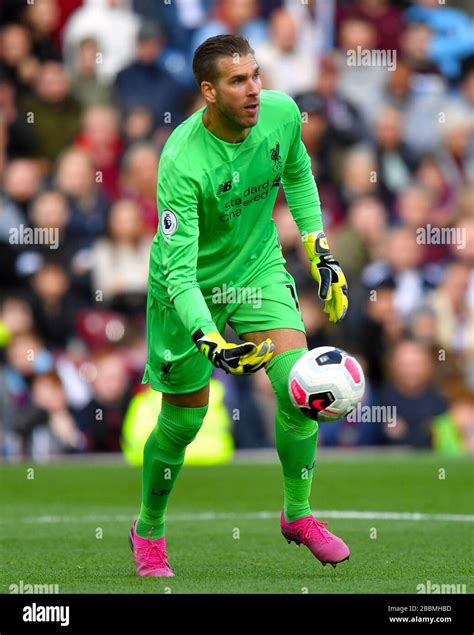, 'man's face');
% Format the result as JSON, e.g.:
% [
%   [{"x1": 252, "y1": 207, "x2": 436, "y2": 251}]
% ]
[{"x1": 210, "y1": 53, "x2": 261, "y2": 129}]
